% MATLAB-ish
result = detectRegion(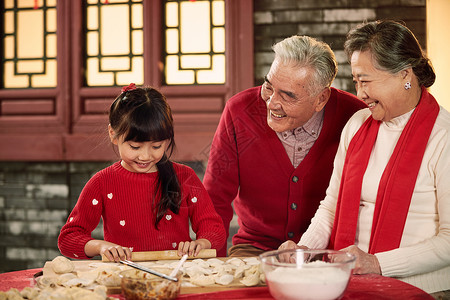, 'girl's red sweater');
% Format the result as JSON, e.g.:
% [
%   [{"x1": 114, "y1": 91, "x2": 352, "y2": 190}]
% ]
[{"x1": 58, "y1": 161, "x2": 226, "y2": 259}]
